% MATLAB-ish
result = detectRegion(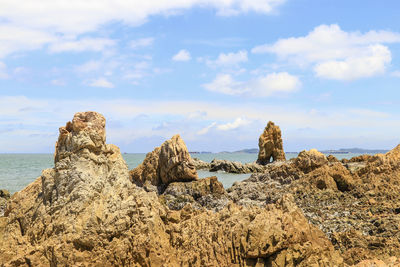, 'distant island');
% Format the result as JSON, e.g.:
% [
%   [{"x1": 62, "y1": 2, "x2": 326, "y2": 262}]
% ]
[{"x1": 212, "y1": 148, "x2": 389, "y2": 154}]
